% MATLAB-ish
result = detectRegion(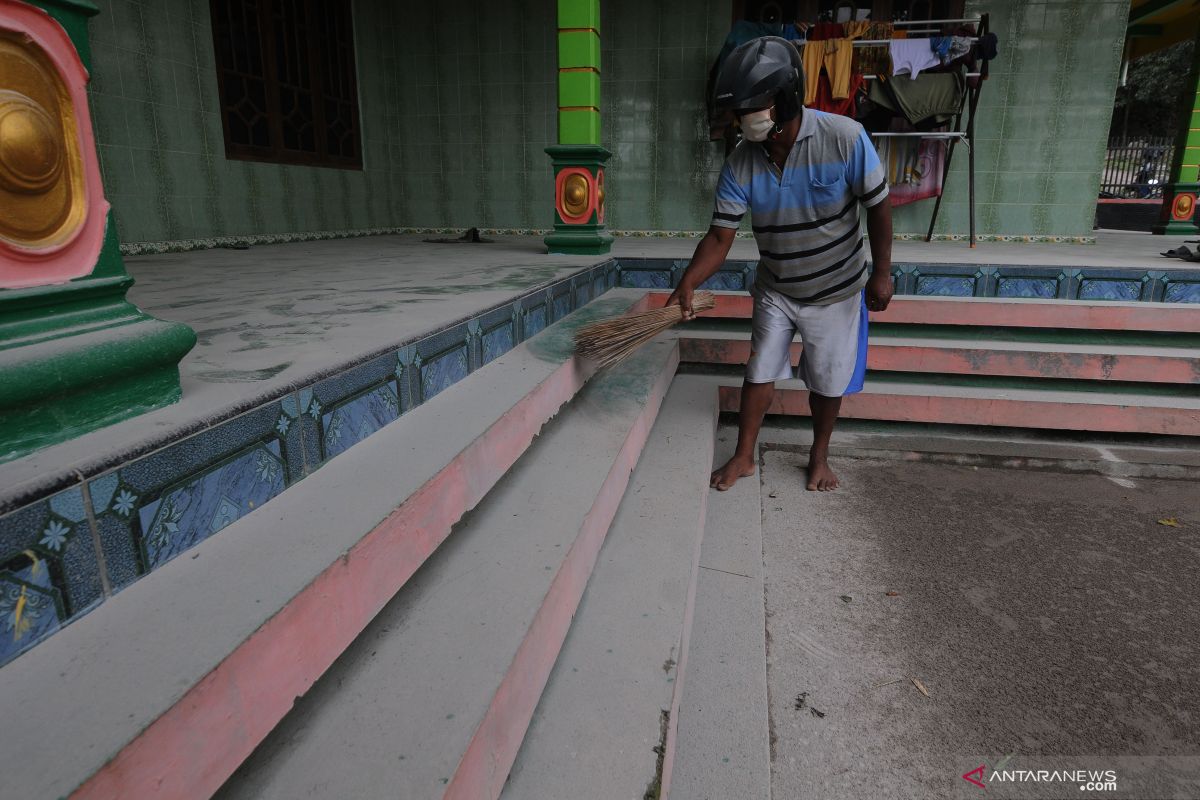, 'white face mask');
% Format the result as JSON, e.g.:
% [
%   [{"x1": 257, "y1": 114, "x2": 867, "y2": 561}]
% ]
[{"x1": 739, "y1": 108, "x2": 775, "y2": 142}]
